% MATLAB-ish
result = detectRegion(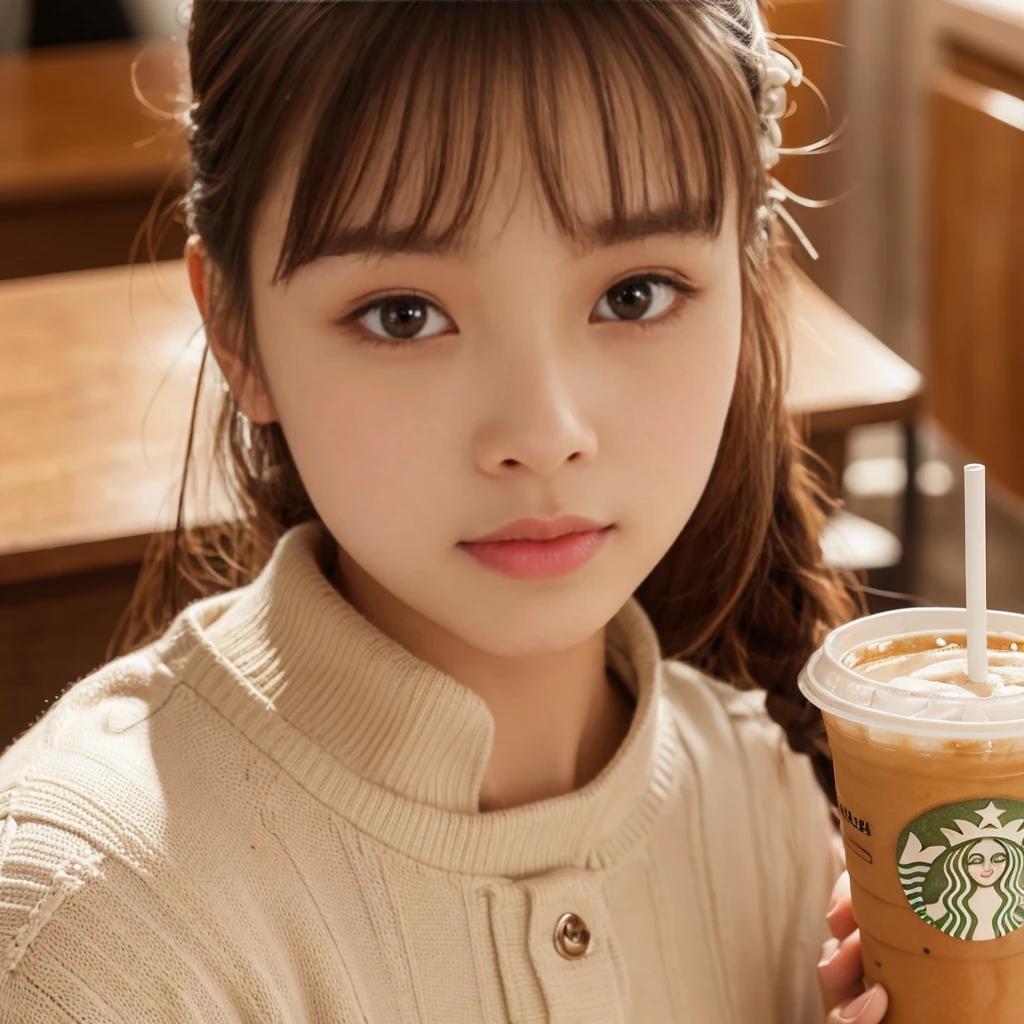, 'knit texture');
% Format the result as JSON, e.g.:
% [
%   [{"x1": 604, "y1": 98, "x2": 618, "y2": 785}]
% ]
[{"x1": 0, "y1": 520, "x2": 841, "y2": 1023}]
